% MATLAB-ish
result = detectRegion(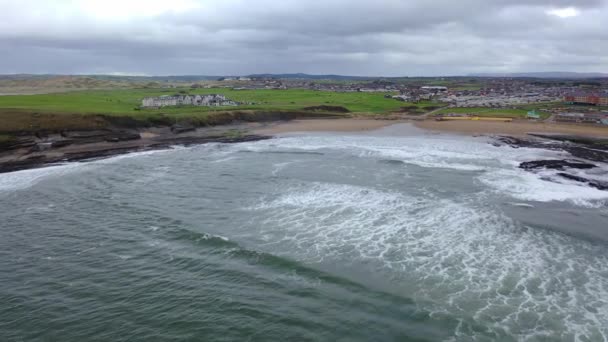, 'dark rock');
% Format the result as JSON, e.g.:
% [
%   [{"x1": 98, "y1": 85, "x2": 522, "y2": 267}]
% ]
[
  {"x1": 171, "y1": 124, "x2": 196, "y2": 134},
  {"x1": 520, "y1": 160, "x2": 597, "y2": 171},
  {"x1": 104, "y1": 131, "x2": 141, "y2": 142},
  {"x1": 61, "y1": 130, "x2": 113, "y2": 139},
  {"x1": 560, "y1": 146, "x2": 608, "y2": 164},
  {"x1": 31, "y1": 142, "x2": 53, "y2": 152},
  {"x1": 302, "y1": 105, "x2": 350, "y2": 113},
  {"x1": 0, "y1": 134, "x2": 271, "y2": 174},
  {"x1": 51, "y1": 140, "x2": 75, "y2": 148},
  {"x1": 58, "y1": 129, "x2": 140, "y2": 144},
  {"x1": 494, "y1": 136, "x2": 543, "y2": 149},
  {"x1": 558, "y1": 173, "x2": 608, "y2": 191},
  {"x1": 35, "y1": 131, "x2": 50, "y2": 139},
  {"x1": 494, "y1": 135, "x2": 608, "y2": 164},
  {"x1": 0, "y1": 137, "x2": 36, "y2": 152}
]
